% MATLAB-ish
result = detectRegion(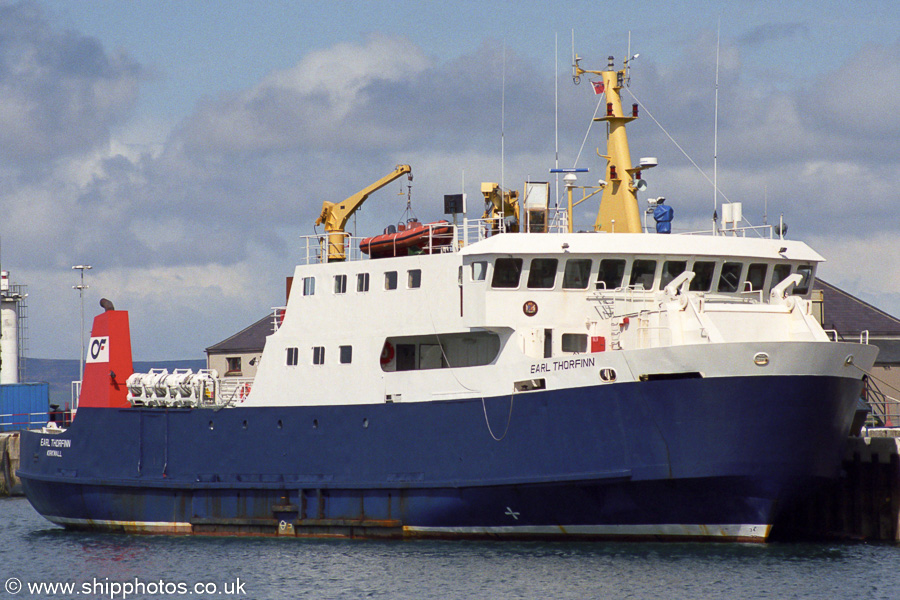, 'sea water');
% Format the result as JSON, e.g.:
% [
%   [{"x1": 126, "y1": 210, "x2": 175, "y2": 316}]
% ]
[{"x1": 1, "y1": 497, "x2": 898, "y2": 600}]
